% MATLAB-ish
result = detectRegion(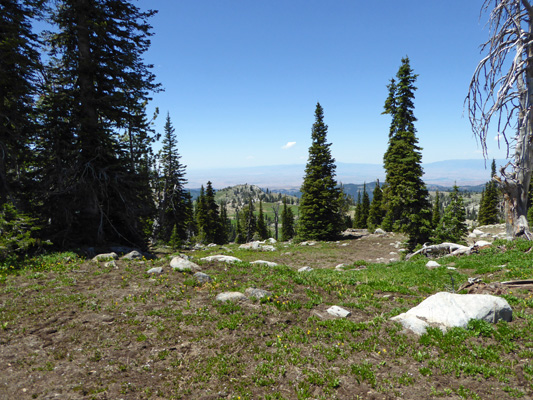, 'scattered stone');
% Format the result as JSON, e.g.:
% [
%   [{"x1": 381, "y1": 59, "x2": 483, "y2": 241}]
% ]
[
  {"x1": 194, "y1": 272, "x2": 212, "y2": 284},
  {"x1": 170, "y1": 256, "x2": 200, "y2": 272},
  {"x1": 389, "y1": 251, "x2": 398, "y2": 255},
  {"x1": 374, "y1": 228, "x2": 386, "y2": 235},
  {"x1": 447, "y1": 266, "x2": 457, "y2": 270},
  {"x1": 146, "y1": 267, "x2": 163, "y2": 275},
  {"x1": 104, "y1": 260, "x2": 117, "y2": 268},
  {"x1": 121, "y1": 250, "x2": 143, "y2": 260},
  {"x1": 207, "y1": 243, "x2": 218, "y2": 248},
  {"x1": 261, "y1": 245, "x2": 276, "y2": 252},
  {"x1": 92, "y1": 252, "x2": 118, "y2": 262},
  {"x1": 215, "y1": 292, "x2": 247, "y2": 302},
  {"x1": 300, "y1": 241, "x2": 316, "y2": 246},
  {"x1": 468, "y1": 232, "x2": 477, "y2": 239},
  {"x1": 201, "y1": 255, "x2": 242, "y2": 263},
  {"x1": 267, "y1": 238, "x2": 277, "y2": 244},
  {"x1": 426, "y1": 260, "x2": 441, "y2": 269},
  {"x1": 335, "y1": 264, "x2": 345, "y2": 270},
  {"x1": 327, "y1": 306, "x2": 351, "y2": 318},
  {"x1": 245, "y1": 288, "x2": 272, "y2": 299},
  {"x1": 250, "y1": 260, "x2": 278, "y2": 267},
  {"x1": 298, "y1": 266, "x2": 313, "y2": 272},
  {"x1": 390, "y1": 291, "x2": 512, "y2": 335},
  {"x1": 472, "y1": 229, "x2": 484, "y2": 236},
  {"x1": 239, "y1": 241, "x2": 261, "y2": 250},
  {"x1": 475, "y1": 240, "x2": 492, "y2": 248}
]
